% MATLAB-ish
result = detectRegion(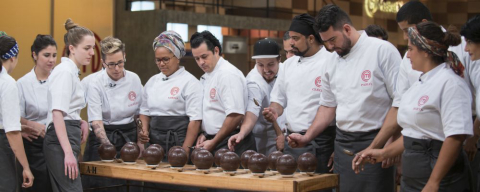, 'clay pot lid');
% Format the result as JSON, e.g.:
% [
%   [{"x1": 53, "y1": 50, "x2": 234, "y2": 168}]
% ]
[{"x1": 240, "y1": 150, "x2": 257, "y2": 169}]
